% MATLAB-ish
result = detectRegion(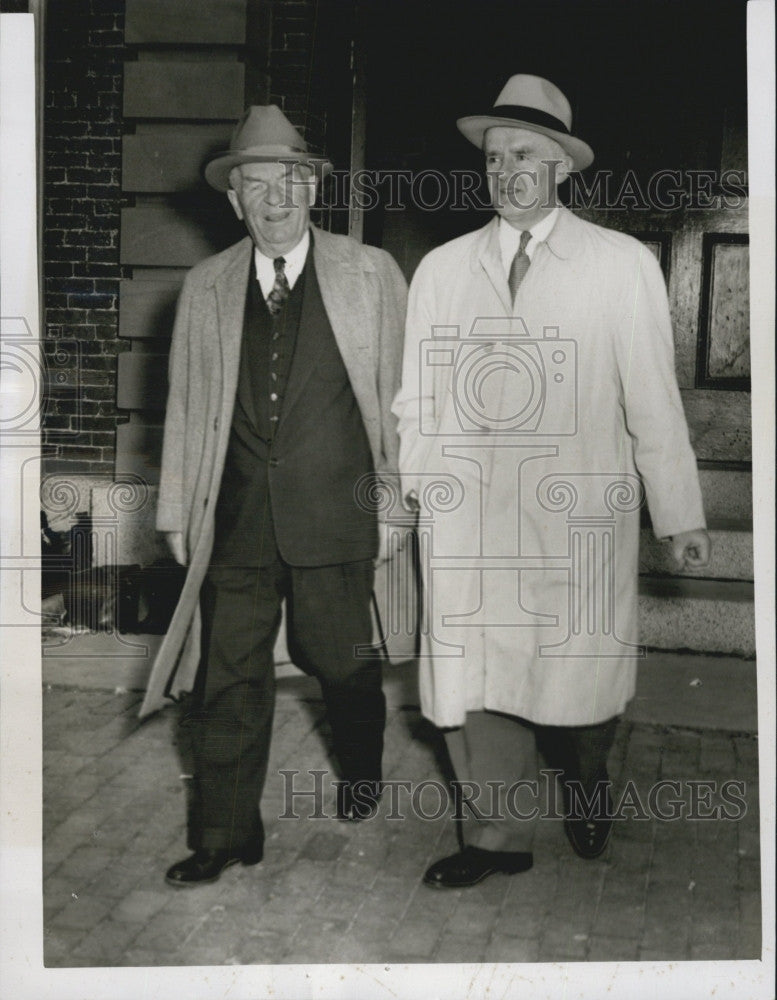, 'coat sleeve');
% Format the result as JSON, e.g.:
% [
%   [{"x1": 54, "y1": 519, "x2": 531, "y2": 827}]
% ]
[
  {"x1": 615, "y1": 244, "x2": 706, "y2": 539},
  {"x1": 155, "y1": 279, "x2": 193, "y2": 533},
  {"x1": 391, "y1": 254, "x2": 439, "y2": 498}
]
